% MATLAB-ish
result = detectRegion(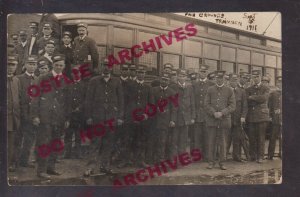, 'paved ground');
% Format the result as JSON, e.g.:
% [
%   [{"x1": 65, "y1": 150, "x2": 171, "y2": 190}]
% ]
[{"x1": 8, "y1": 140, "x2": 282, "y2": 186}]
